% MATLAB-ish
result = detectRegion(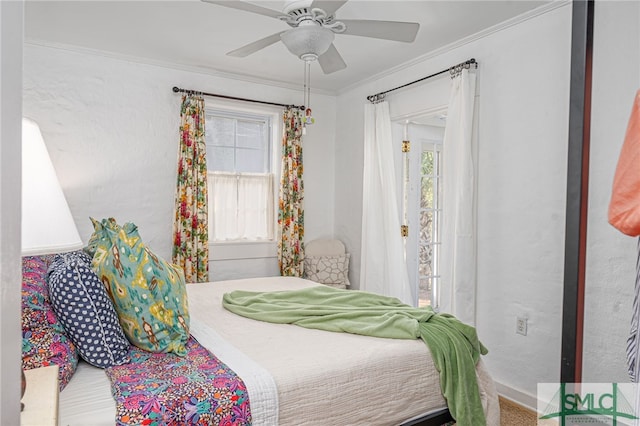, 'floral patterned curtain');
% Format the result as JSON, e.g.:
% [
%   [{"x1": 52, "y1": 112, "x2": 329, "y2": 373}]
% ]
[
  {"x1": 278, "y1": 108, "x2": 305, "y2": 276},
  {"x1": 172, "y1": 94, "x2": 209, "y2": 283}
]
